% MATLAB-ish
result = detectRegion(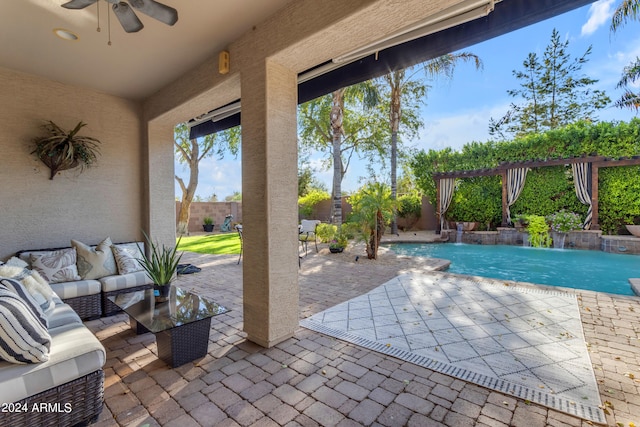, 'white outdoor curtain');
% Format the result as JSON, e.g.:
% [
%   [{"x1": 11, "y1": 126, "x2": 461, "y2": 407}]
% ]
[
  {"x1": 506, "y1": 167, "x2": 529, "y2": 224},
  {"x1": 572, "y1": 162, "x2": 592, "y2": 229},
  {"x1": 439, "y1": 178, "x2": 455, "y2": 230}
]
